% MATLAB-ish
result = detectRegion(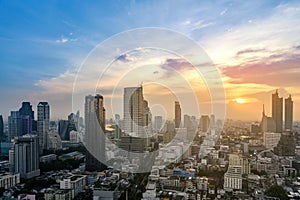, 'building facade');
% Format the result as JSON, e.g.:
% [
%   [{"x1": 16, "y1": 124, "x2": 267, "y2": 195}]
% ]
[
  {"x1": 175, "y1": 101, "x2": 181, "y2": 128},
  {"x1": 285, "y1": 94, "x2": 293, "y2": 130},
  {"x1": 9, "y1": 134, "x2": 40, "y2": 179},
  {"x1": 85, "y1": 95, "x2": 106, "y2": 172},
  {"x1": 272, "y1": 90, "x2": 283, "y2": 133},
  {"x1": 124, "y1": 86, "x2": 146, "y2": 136},
  {"x1": 37, "y1": 102, "x2": 50, "y2": 151}
]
